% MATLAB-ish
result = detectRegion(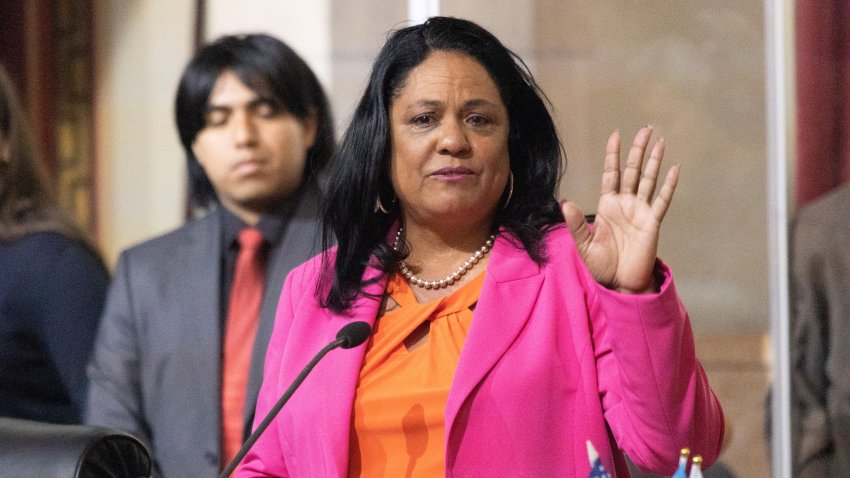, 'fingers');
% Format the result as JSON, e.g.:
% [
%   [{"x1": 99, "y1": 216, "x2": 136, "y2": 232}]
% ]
[
  {"x1": 559, "y1": 200, "x2": 591, "y2": 250},
  {"x1": 636, "y1": 137, "x2": 665, "y2": 201},
  {"x1": 651, "y1": 163, "x2": 680, "y2": 221},
  {"x1": 600, "y1": 125, "x2": 675, "y2": 215},
  {"x1": 600, "y1": 131, "x2": 621, "y2": 196},
  {"x1": 621, "y1": 126, "x2": 653, "y2": 194}
]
